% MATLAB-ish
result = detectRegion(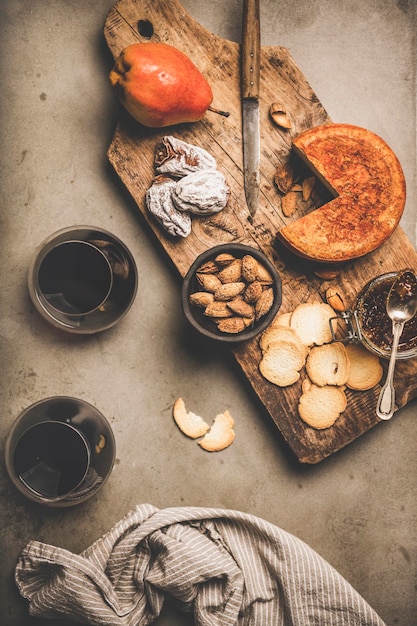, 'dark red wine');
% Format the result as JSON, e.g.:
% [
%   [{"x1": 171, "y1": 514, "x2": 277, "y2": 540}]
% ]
[
  {"x1": 13, "y1": 421, "x2": 90, "y2": 498},
  {"x1": 38, "y1": 241, "x2": 112, "y2": 315}
]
